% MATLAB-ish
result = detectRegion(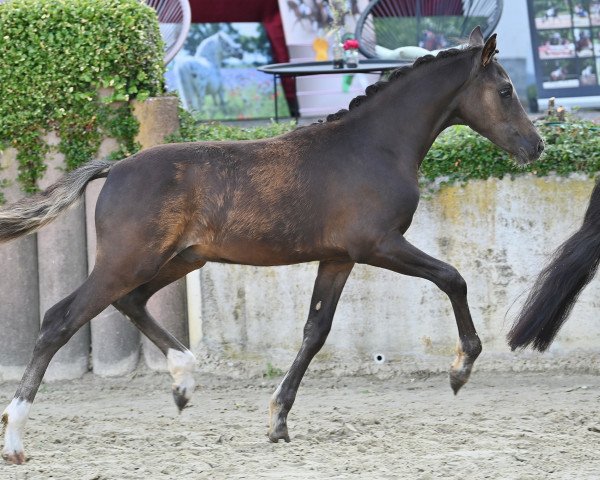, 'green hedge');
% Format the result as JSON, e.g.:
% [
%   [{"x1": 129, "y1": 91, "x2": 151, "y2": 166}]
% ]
[
  {"x1": 0, "y1": 0, "x2": 165, "y2": 192},
  {"x1": 166, "y1": 109, "x2": 297, "y2": 143},
  {"x1": 168, "y1": 111, "x2": 600, "y2": 186},
  {"x1": 421, "y1": 119, "x2": 600, "y2": 185}
]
